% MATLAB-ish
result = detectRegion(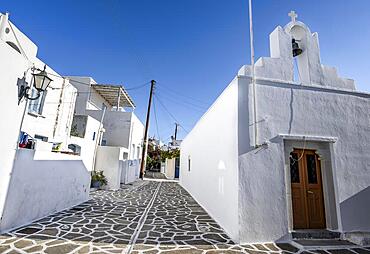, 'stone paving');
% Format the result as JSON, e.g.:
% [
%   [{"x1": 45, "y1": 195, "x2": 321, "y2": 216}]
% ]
[
  {"x1": 0, "y1": 180, "x2": 369, "y2": 254},
  {"x1": 144, "y1": 172, "x2": 167, "y2": 180}
]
